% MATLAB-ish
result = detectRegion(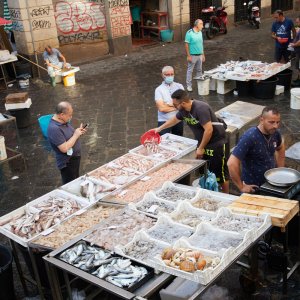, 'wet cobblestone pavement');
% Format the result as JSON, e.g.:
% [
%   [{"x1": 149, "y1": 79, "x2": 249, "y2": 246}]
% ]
[{"x1": 1, "y1": 13, "x2": 300, "y2": 300}]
